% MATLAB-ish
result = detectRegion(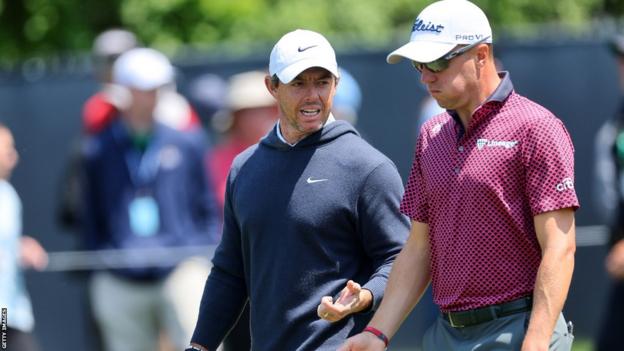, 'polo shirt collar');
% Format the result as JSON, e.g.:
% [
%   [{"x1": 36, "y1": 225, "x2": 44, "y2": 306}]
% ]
[
  {"x1": 448, "y1": 71, "x2": 513, "y2": 137},
  {"x1": 488, "y1": 71, "x2": 513, "y2": 103}
]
